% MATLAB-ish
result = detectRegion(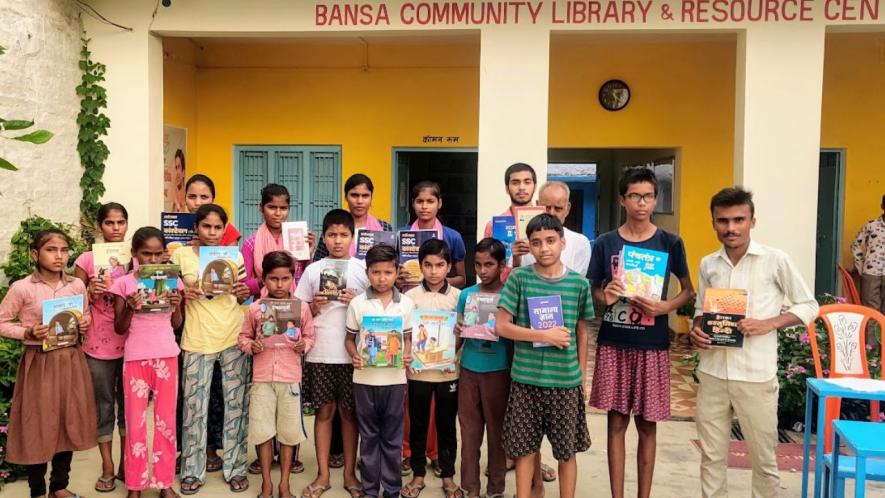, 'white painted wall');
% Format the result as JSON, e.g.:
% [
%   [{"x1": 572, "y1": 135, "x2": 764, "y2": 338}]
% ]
[{"x1": 0, "y1": 0, "x2": 82, "y2": 263}]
